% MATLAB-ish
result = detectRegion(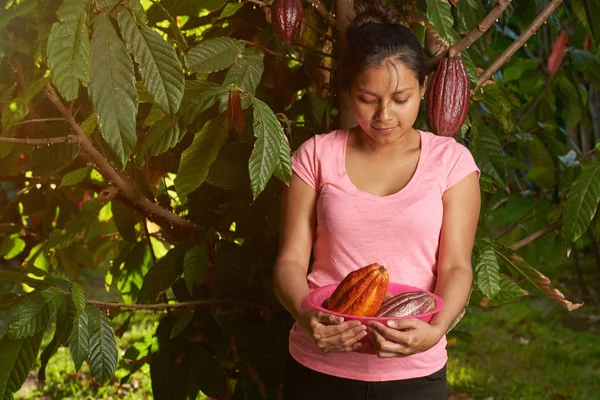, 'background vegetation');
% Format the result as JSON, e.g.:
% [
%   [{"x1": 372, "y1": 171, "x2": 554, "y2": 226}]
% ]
[{"x1": 1, "y1": 0, "x2": 599, "y2": 398}]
